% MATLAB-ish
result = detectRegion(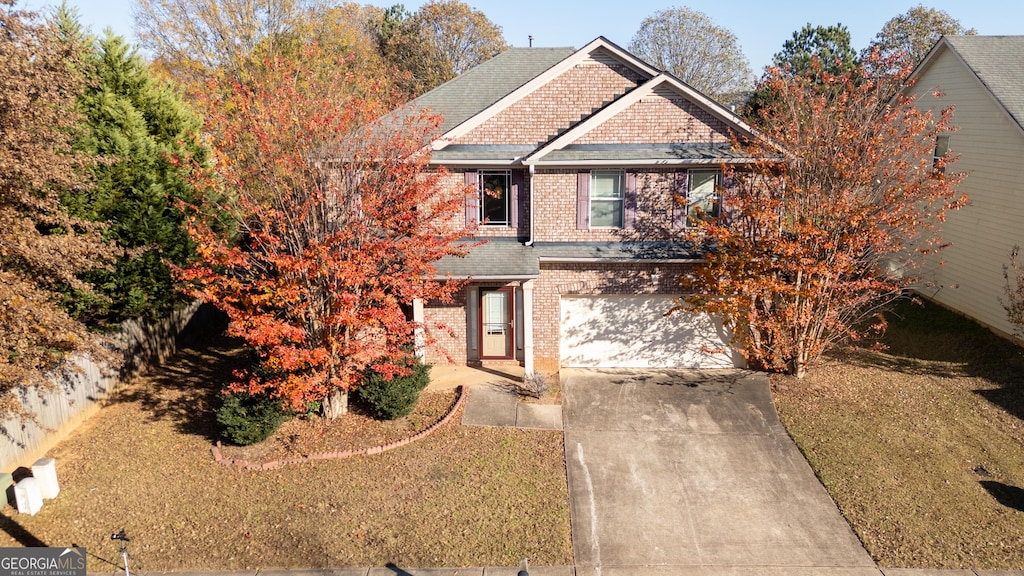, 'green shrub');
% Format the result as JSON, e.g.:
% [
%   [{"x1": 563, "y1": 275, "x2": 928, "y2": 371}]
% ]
[
  {"x1": 217, "y1": 391, "x2": 292, "y2": 445},
  {"x1": 356, "y1": 356, "x2": 432, "y2": 420}
]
